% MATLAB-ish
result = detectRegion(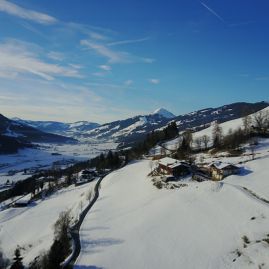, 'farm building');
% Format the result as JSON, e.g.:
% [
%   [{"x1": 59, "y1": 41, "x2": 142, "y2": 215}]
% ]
[
  {"x1": 158, "y1": 157, "x2": 190, "y2": 178},
  {"x1": 76, "y1": 169, "x2": 96, "y2": 185},
  {"x1": 13, "y1": 194, "x2": 32, "y2": 207},
  {"x1": 208, "y1": 161, "x2": 240, "y2": 181}
]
